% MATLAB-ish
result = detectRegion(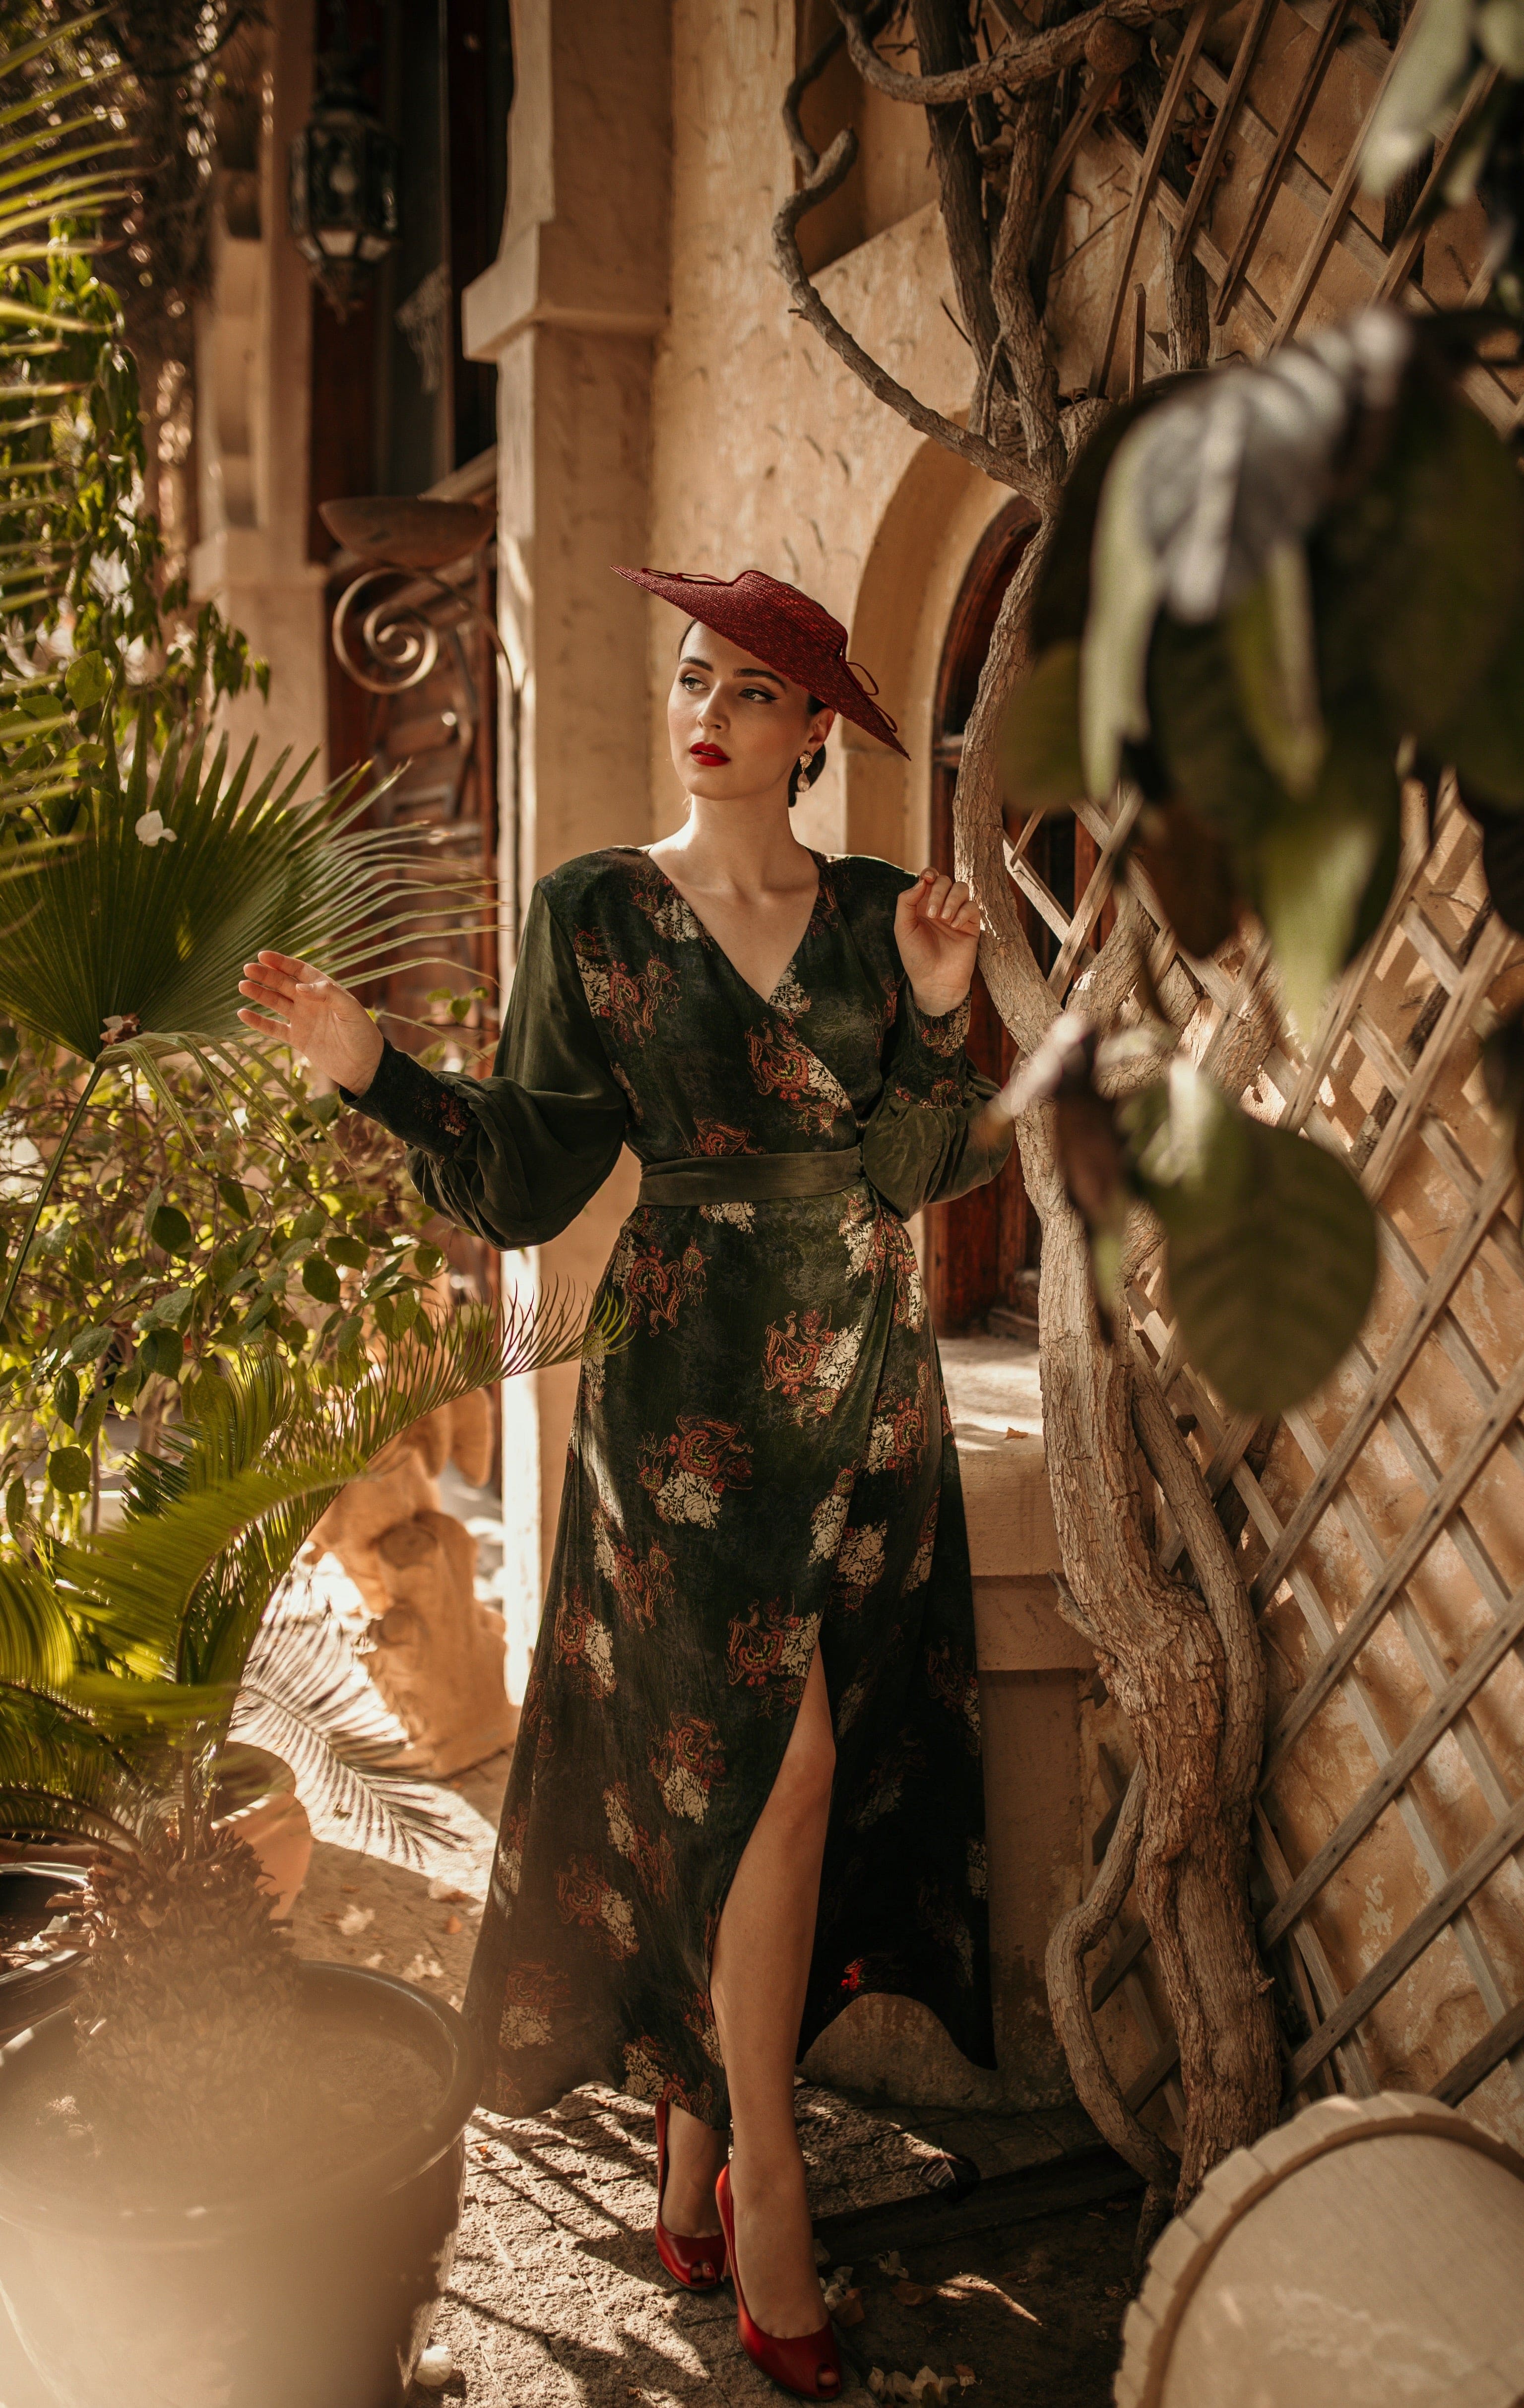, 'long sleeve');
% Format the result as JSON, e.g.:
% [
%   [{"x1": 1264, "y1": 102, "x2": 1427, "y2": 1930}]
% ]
[
  {"x1": 341, "y1": 884, "x2": 629, "y2": 1248},
  {"x1": 861, "y1": 991, "x2": 1013, "y2": 1220}
]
